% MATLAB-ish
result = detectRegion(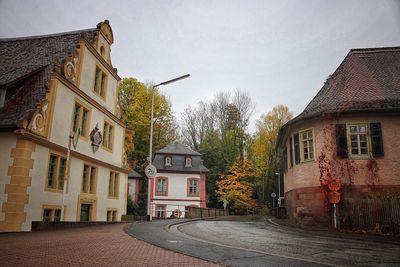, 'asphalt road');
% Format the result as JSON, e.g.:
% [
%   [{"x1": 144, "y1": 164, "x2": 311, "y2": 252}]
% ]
[{"x1": 127, "y1": 217, "x2": 400, "y2": 267}]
